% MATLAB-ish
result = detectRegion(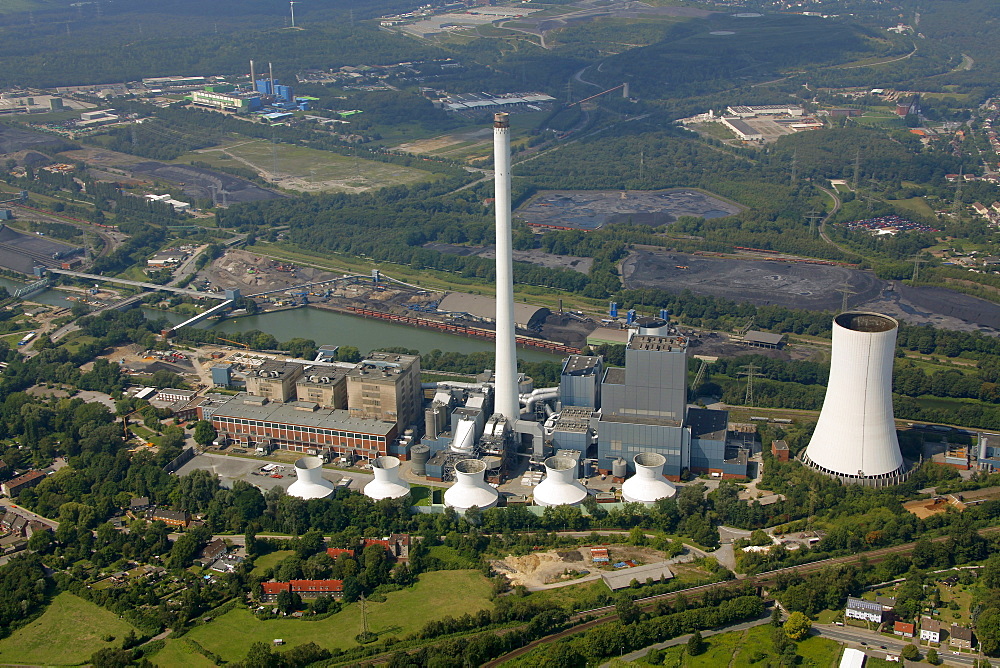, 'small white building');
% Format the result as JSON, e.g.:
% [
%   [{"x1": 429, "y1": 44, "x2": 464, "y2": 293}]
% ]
[
  {"x1": 845, "y1": 597, "x2": 882, "y2": 624},
  {"x1": 840, "y1": 647, "x2": 866, "y2": 668}
]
